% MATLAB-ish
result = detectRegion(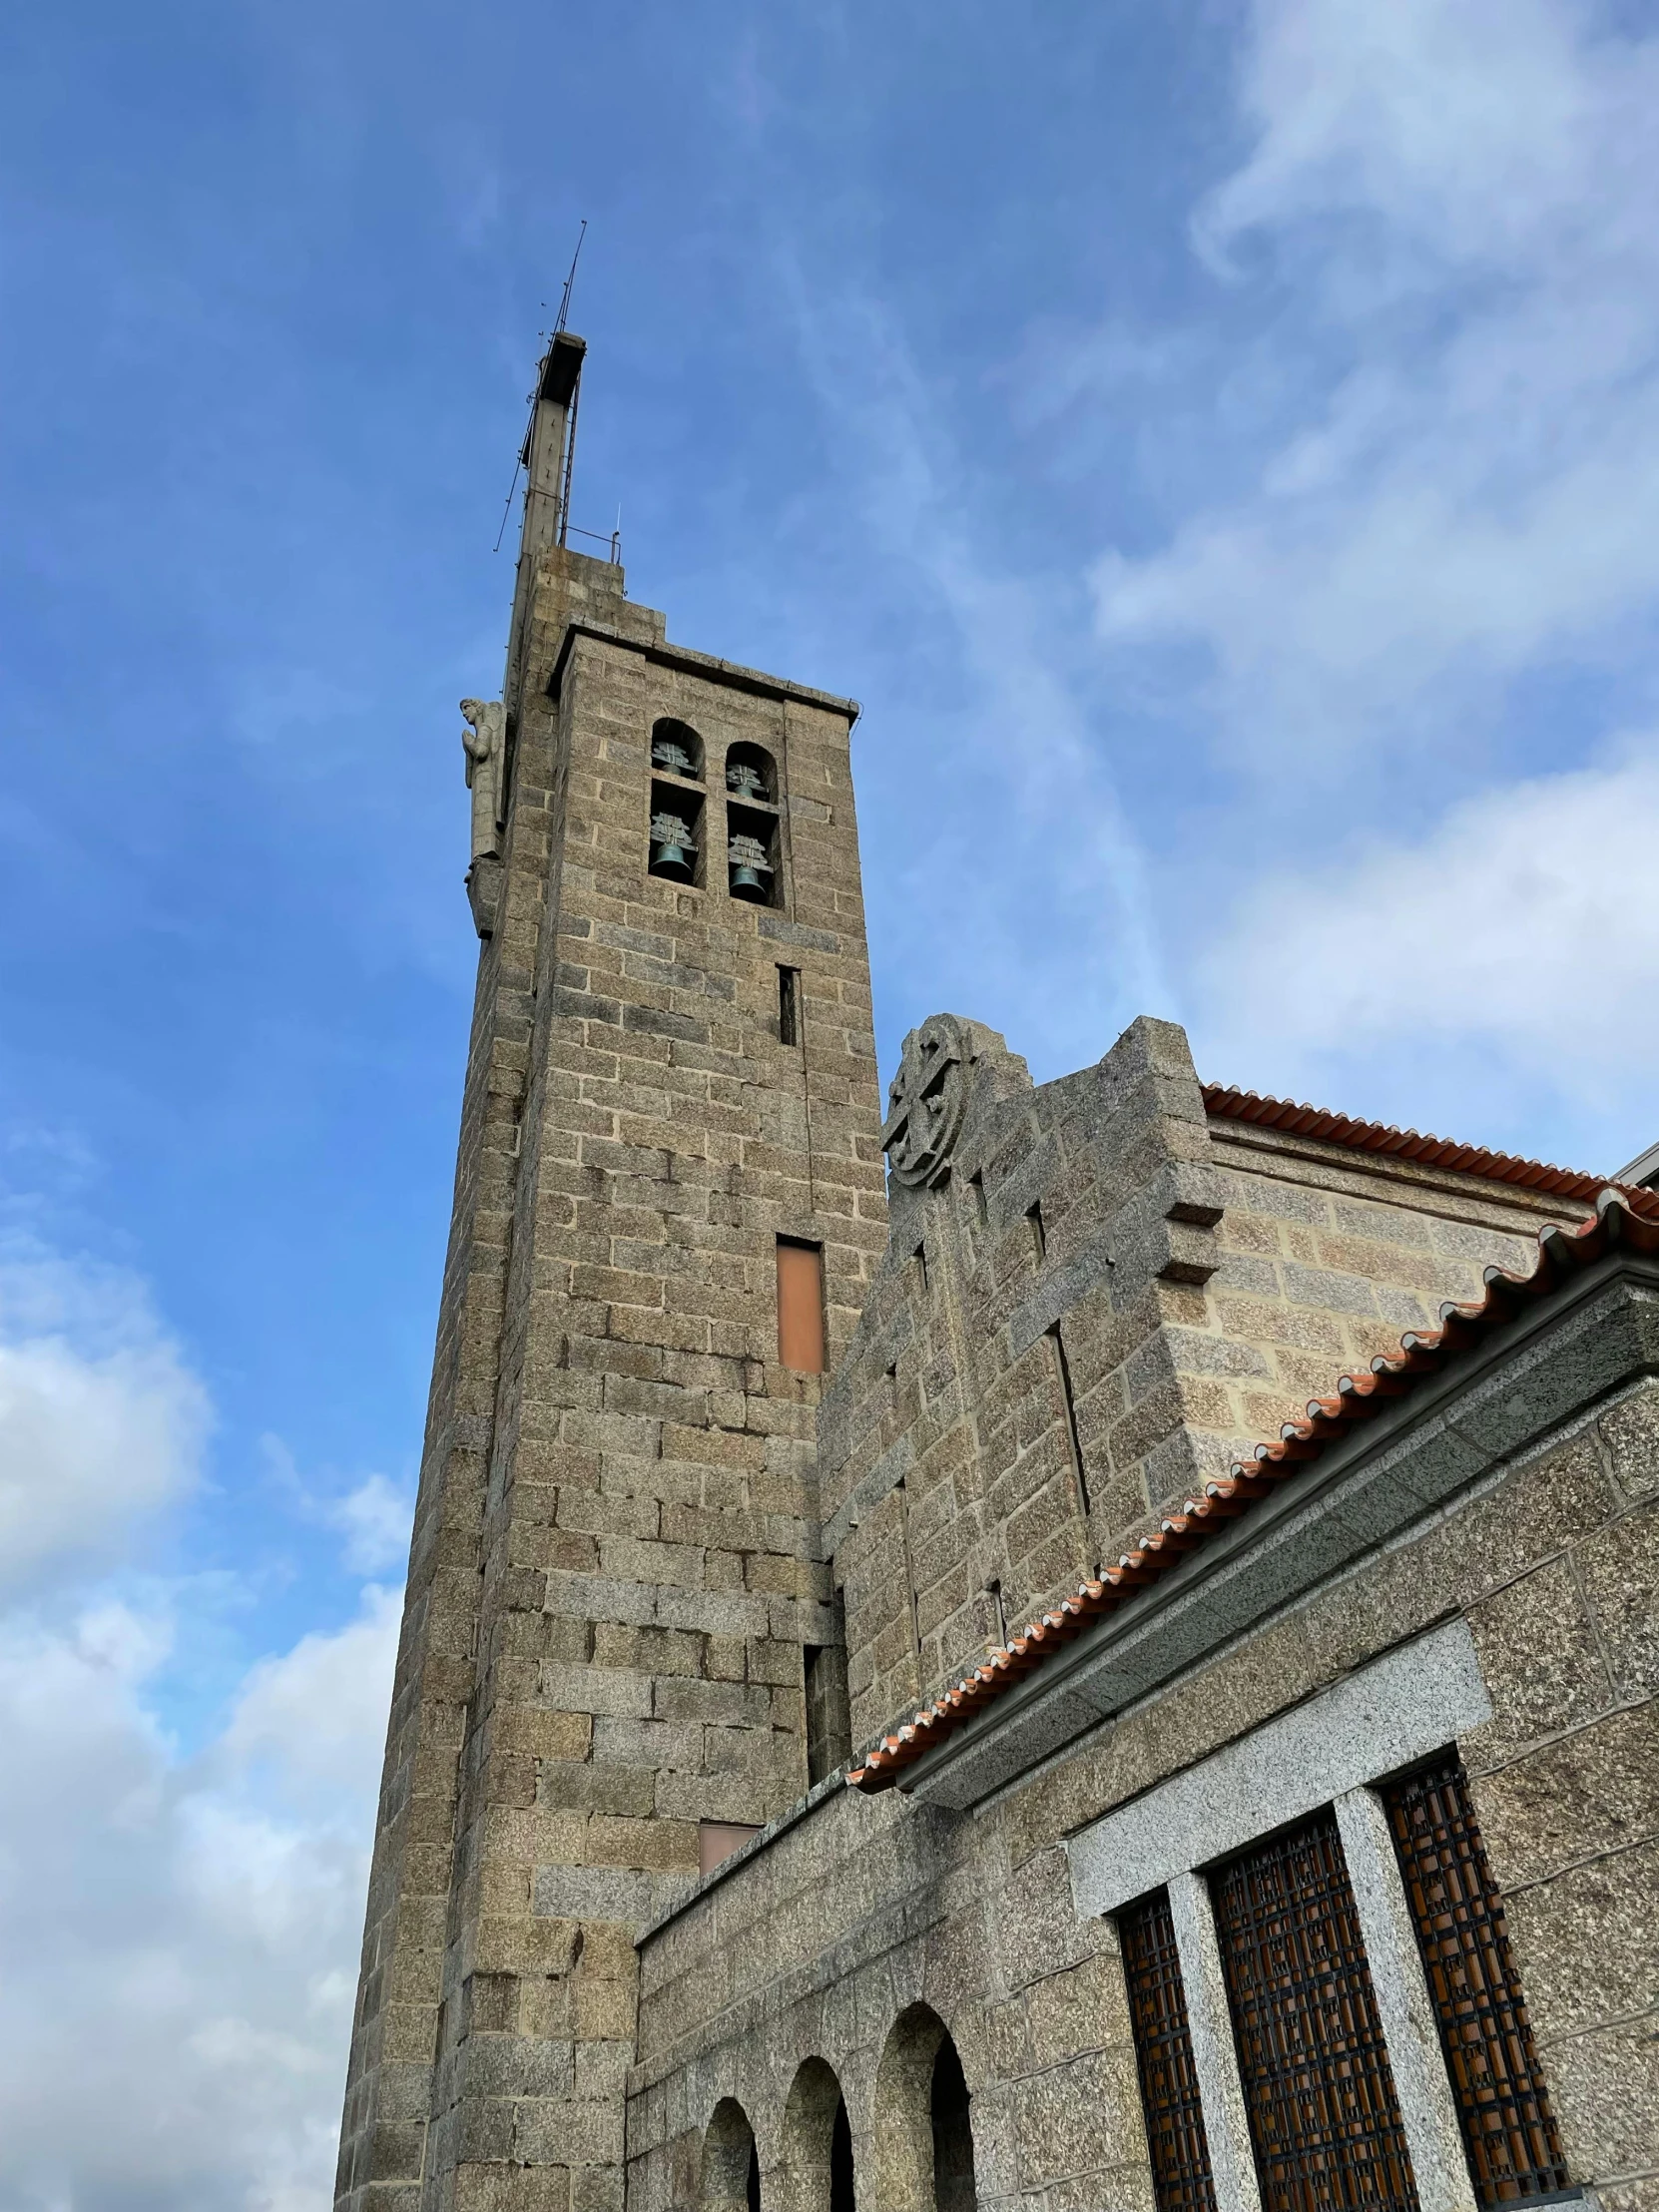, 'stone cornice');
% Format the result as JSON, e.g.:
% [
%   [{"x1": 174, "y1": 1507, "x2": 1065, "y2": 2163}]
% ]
[{"x1": 549, "y1": 620, "x2": 860, "y2": 722}]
